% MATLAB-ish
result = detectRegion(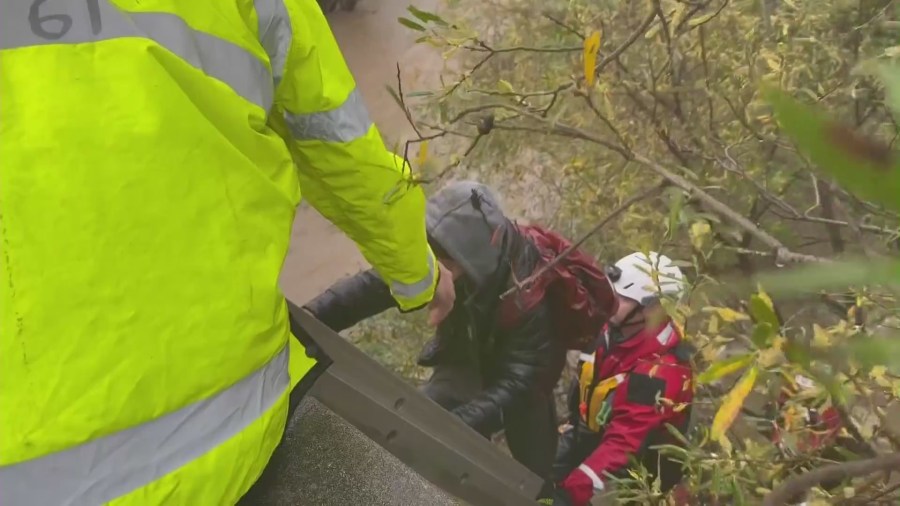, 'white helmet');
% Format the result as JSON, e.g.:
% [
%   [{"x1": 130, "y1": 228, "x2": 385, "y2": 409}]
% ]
[{"x1": 605, "y1": 251, "x2": 686, "y2": 305}]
